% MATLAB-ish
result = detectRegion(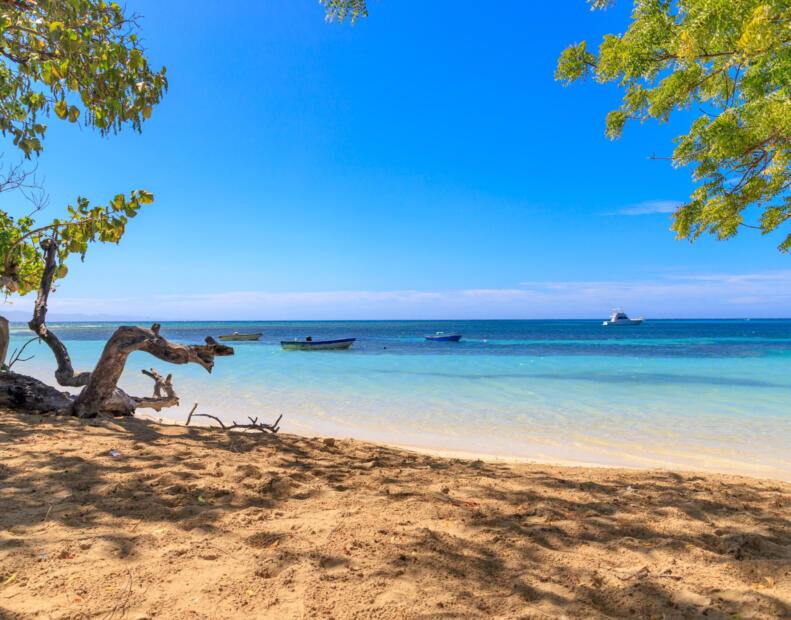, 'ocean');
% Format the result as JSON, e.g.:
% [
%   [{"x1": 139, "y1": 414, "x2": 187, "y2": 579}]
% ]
[{"x1": 8, "y1": 319, "x2": 791, "y2": 480}]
